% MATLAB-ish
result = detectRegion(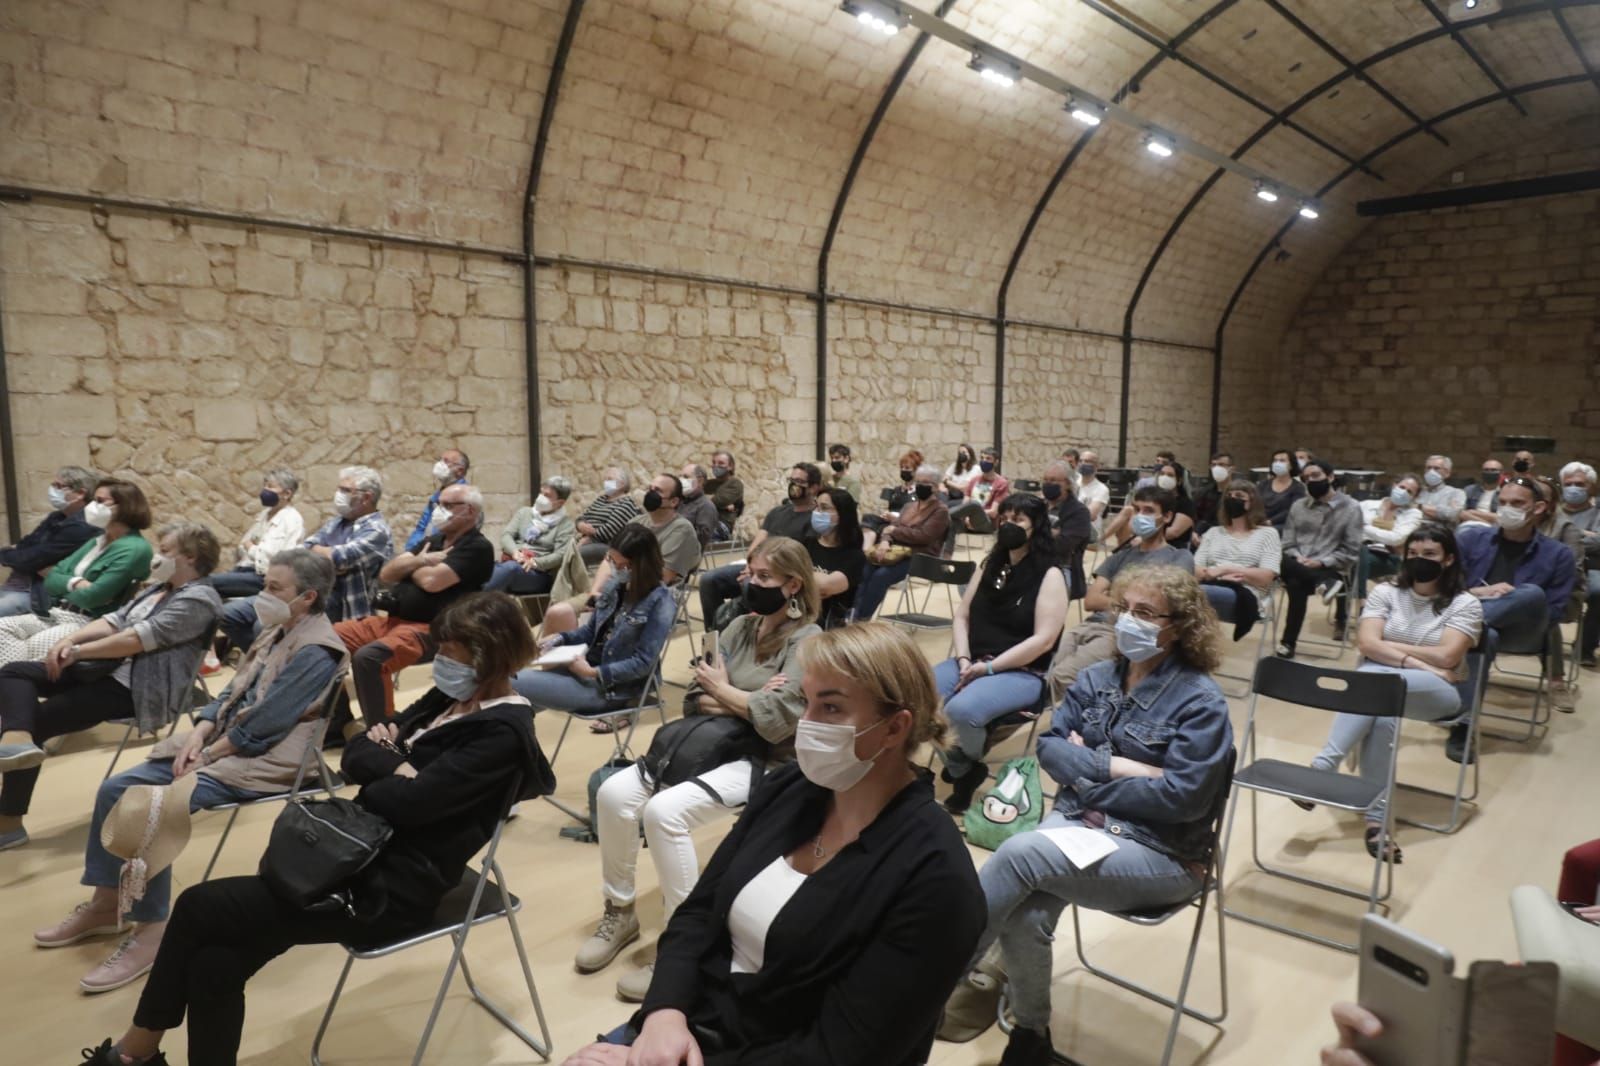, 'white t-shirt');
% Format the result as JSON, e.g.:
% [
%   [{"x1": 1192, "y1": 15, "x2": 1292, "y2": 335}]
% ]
[
  {"x1": 728, "y1": 855, "x2": 809, "y2": 975},
  {"x1": 1195, "y1": 525, "x2": 1282, "y2": 603},
  {"x1": 1359, "y1": 582, "x2": 1482, "y2": 661}
]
